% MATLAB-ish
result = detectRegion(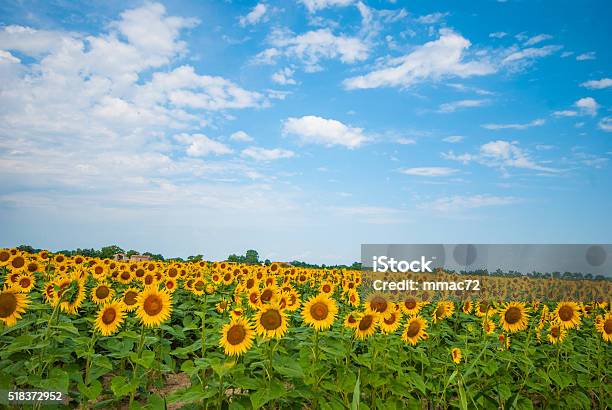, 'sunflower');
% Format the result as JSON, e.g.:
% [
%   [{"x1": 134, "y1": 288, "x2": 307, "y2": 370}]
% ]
[
  {"x1": 284, "y1": 289, "x2": 301, "y2": 312},
  {"x1": 219, "y1": 317, "x2": 255, "y2": 356},
  {"x1": 499, "y1": 302, "x2": 529, "y2": 333},
  {"x1": 255, "y1": 303, "x2": 288, "y2": 339},
  {"x1": 366, "y1": 293, "x2": 391, "y2": 317},
  {"x1": 319, "y1": 281, "x2": 334, "y2": 295},
  {"x1": 462, "y1": 300, "x2": 473, "y2": 314},
  {"x1": 451, "y1": 348, "x2": 462, "y2": 364},
  {"x1": 474, "y1": 301, "x2": 495, "y2": 318},
  {"x1": 136, "y1": 287, "x2": 173, "y2": 327},
  {"x1": 346, "y1": 289, "x2": 360, "y2": 307},
  {"x1": 400, "y1": 297, "x2": 422, "y2": 316},
  {"x1": 216, "y1": 299, "x2": 230, "y2": 313},
  {"x1": 0, "y1": 249, "x2": 11, "y2": 266},
  {"x1": 259, "y1": 285, "x2": 277, "y2": 305},
  {"x1": 595, "y1": 312, "x2": 612, "y2": 343},
  {"x1": 15, "y1": 274, "x2": 35, "y2": 293},
  {"x1": 8, "y1": 254, "x2": 26, "y2": 272},
  {"x1": 94, "y1": 301, "x2": 126, "y2": 336},
  {"x1": 91, "y1": 283, "x2": 115, "y2": 305},
  {"x1": 482, "y1": 318, "x2": 496, "y2": 335},
  {"x1": 379, "y1": 309, "x2": 402, "y2": 334},
  {"x1": 546, "y1": 322, "x2": 566, "y2": 345},
  {"x1": 59, "y1": 277, "x2": 86, "y2": 315},
  {"x1": 343, "y1": 312, "x2": 361, "y2": 329},
  {"x1": 163, "y1": 279, "x2": 177, "y2": 293},
  {"x1": 432, "y1": 301, "x2": 454, "y2": 323},
  {"x1": 302, "y1": 293, "x2": 338, "y2": 331},
  {"x1": 121, "y1": 287, "x2": 140, "y2": 311},
  {"x1": 355, "y1": 312, "x2": 378, "y2": 340},
  {"x1": 401, "y1": 316, "x2": 428, "y2": 345},
  {"x1": 0, "y1": 286, "x2": 29, "y2": 326},
  {"x1": 553, "y1": 302, "x2": 581, "y2": 329}
]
